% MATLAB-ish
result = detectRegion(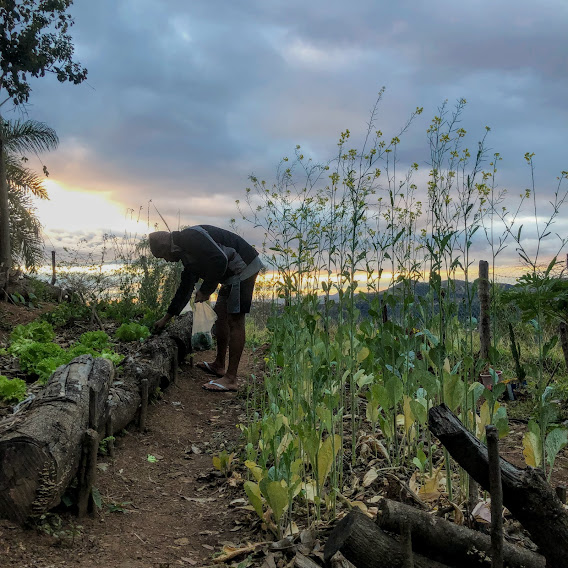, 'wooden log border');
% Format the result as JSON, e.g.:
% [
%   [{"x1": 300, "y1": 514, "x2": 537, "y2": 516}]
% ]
[{"x1": 0, "y1": 313, "x2": 192, "y2": 523}]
